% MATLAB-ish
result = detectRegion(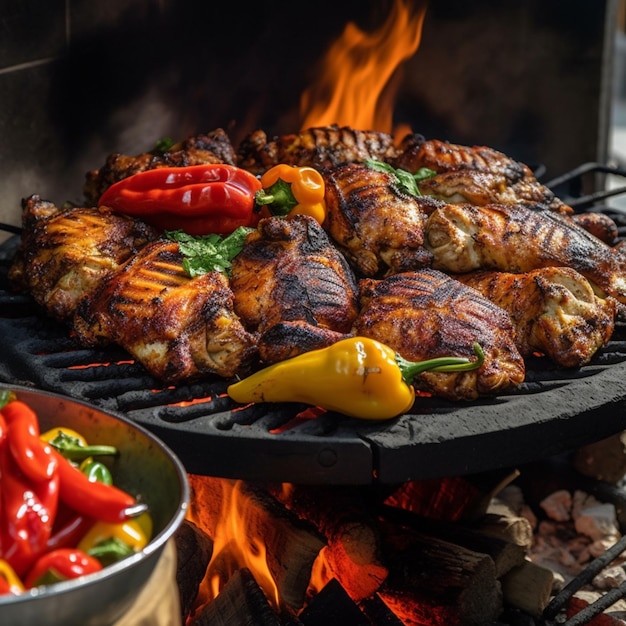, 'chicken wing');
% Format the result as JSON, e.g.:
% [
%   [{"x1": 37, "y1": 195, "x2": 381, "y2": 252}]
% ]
[
  {"x1": 73, "y1": 240, "x2": 257, "y2": 383},
  {"x1": 455, "y1": 268, "x2": 616, "y2": 368},
  {"x1": 394, "y1": 134, "x2": 571, "y2": 214},
  {"x1": 236, "y1": 125, "x2": 398, "y2": 175},
  {"x1": 322, "y1": 162, "x2": 435, "y2": 277},
  {"x1": 8, "y1": 196, "x2": 157, "y2": 321},
  {"x1": 230, "y1": 215, "x2": 359, "y2": 364},
  {"x1": 354, "y1": 270, "x2": 525, "y2": 400},
  {"x1": 424, "y1": 202, "x2": 626, "y2": 305}
]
